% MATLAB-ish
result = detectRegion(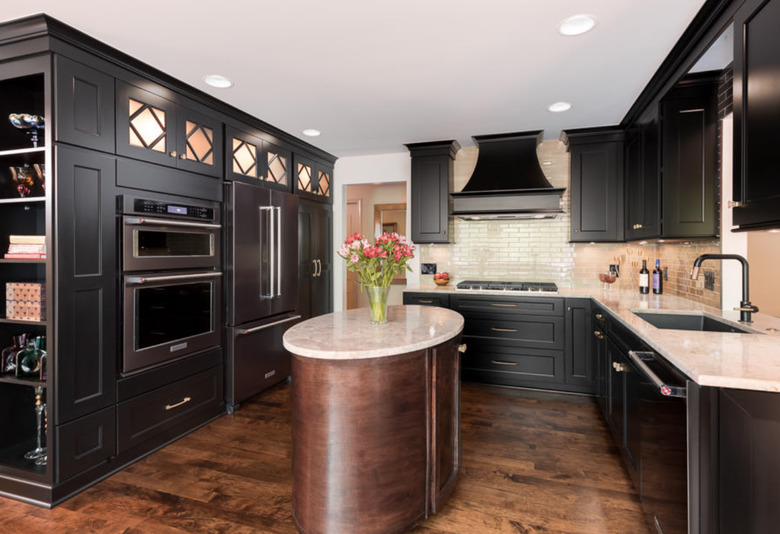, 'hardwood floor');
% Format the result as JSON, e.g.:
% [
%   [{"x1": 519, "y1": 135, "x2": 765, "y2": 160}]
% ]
[{"x1": 0, "y1": 383, "x2": 649, "y2": 533}]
